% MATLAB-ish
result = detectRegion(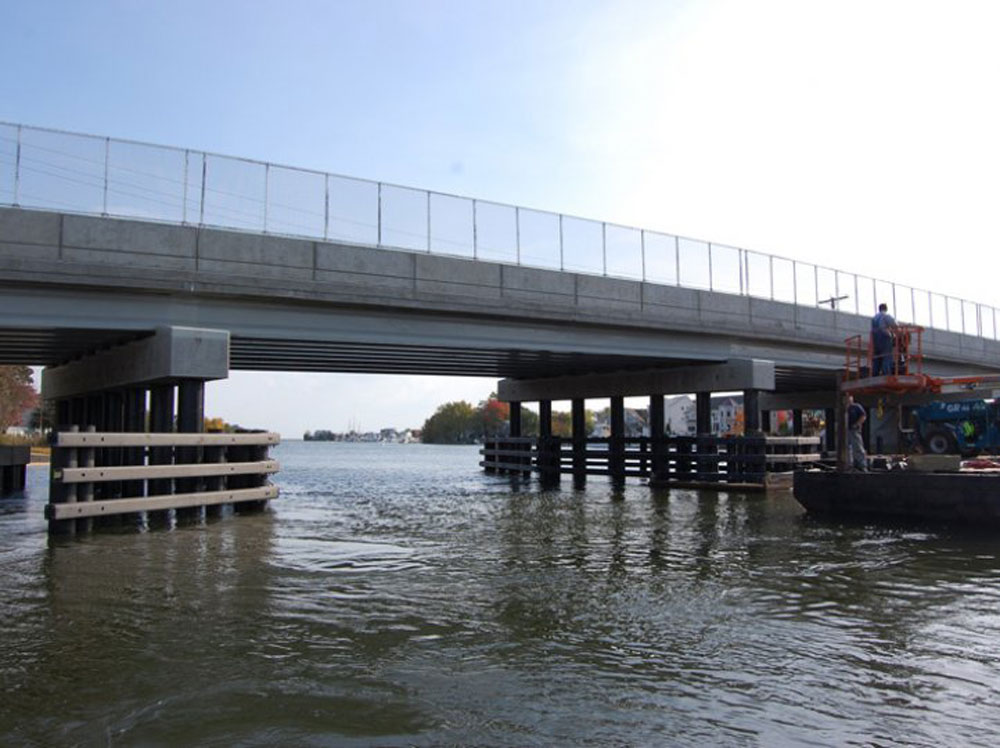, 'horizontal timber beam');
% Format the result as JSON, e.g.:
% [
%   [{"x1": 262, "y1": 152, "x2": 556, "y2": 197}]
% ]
[
  {"x1": 497, "y1": 359, "x2": 775, "y2": 402},
  {"x1": 45, "y1": 484, "x2": 278, "y2": 521},
  {"x1": 55, "y1": 431, "x2": 280, "y2": 448},
  {"x1": 55, "y1": 460, "x2": 279, "y2": 484}
]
